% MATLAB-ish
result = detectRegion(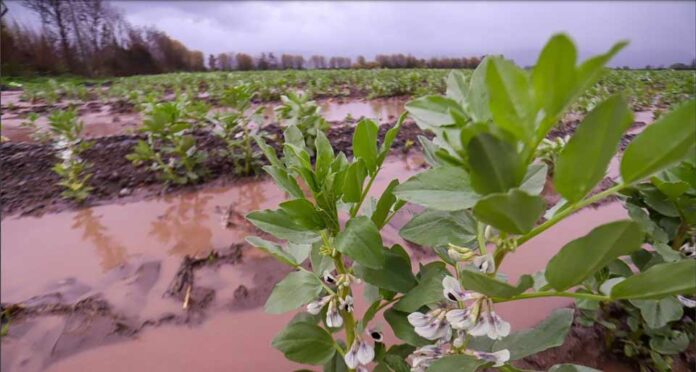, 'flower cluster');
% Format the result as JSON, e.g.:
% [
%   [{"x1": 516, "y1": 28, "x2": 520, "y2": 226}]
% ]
[{"x1": 406, "y1": 274, "x2": 512, "y2": 370}]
